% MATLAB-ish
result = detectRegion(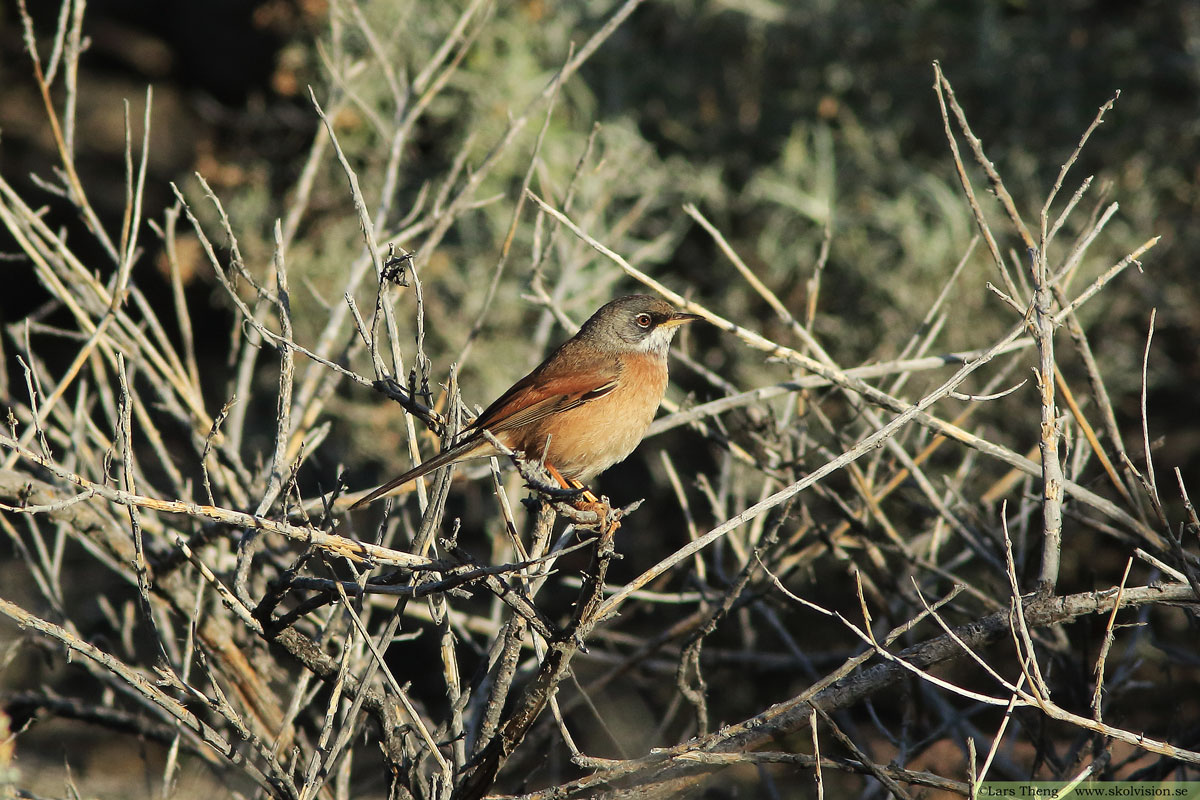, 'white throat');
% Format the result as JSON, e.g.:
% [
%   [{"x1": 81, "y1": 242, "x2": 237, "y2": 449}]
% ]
[{"x1": 635, "y1": 326, "x2": 679, "y2": 357}]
